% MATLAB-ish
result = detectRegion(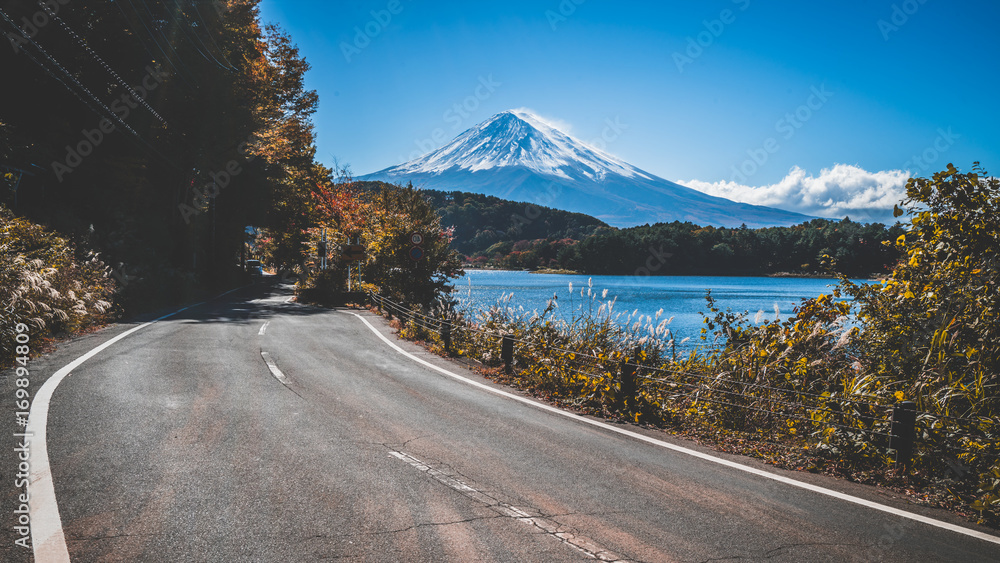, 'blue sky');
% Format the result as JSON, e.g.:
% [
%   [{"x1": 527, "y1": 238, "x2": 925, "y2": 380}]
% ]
[{"x1": 259, "y1": 0, "x2": 999, "y2": 220}]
